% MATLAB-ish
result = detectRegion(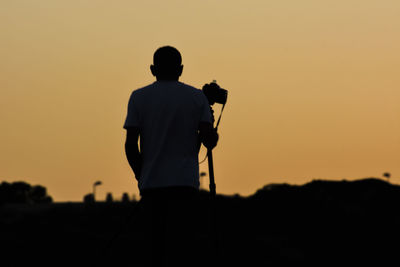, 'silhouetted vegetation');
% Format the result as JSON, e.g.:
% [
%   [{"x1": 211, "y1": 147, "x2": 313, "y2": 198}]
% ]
[
  {"x1": 121, "y1": 192, "x2": 130, "y2": 203},
  {"x1": 1, "y1": 178, "x2": 399, "y2": 266},
  {"x1": 106, "y1": 192, "x2": 114, "y2": 203},
  {"x1": 0, "y1": 181, "x2": 52, "y2": 205},
  {"x1": 83, "y1": 193, "x2": 95, "y2": 204}
]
